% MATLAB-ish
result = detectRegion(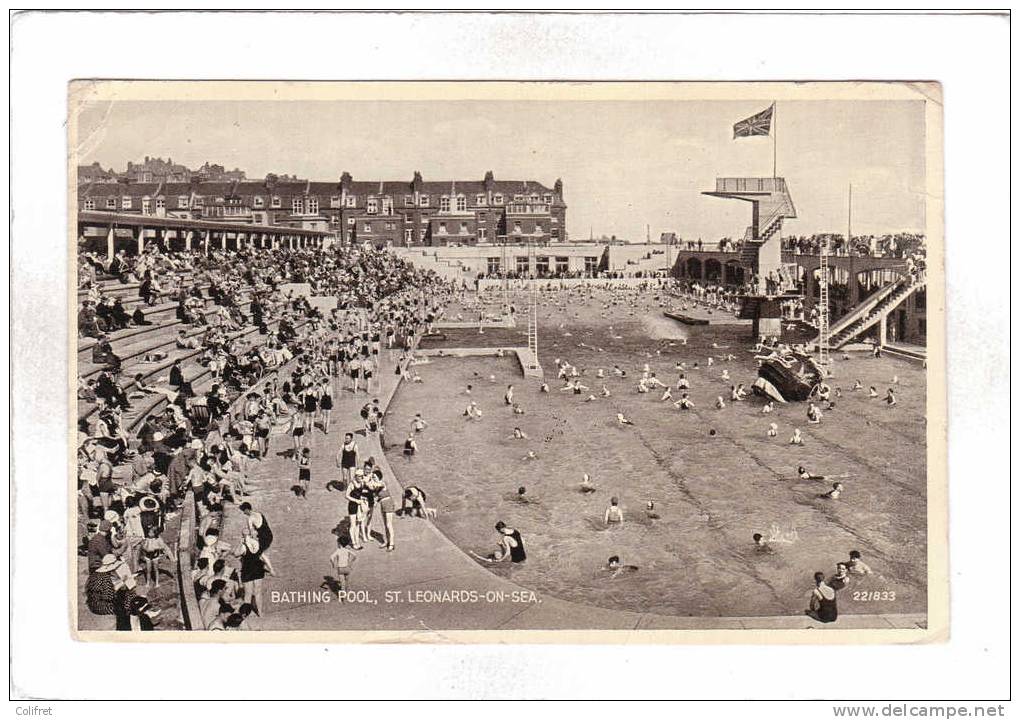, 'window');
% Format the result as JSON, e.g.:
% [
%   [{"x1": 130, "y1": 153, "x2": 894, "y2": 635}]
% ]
[
  {"x1": 178, "y1": 195, "x2": 190, "y2": 208},
  {"x1": 381, "y1": 198, "x2": 393, "y2": 215},
  {"x1": 514, "y1": 194, "x2": 524, "y2": 201},
  {"x1": 585, "y1": 257, "x2": 599, "y2": 275},
  {"x1": 478, "y1": 228, "x2": 488, "y2": 241},
  {"x1": 536, "y1": 256, "x2": 550, "y2": 275},
  {"x1": 345, "y1": 196, "x2": 357, "y2": 208},
  {"x1": 459, "y1": 222, "x2": 468, "y2": 234},
  {"x1": 253, "y1": 196, "x2": 264, "y2": 208},
  {"x1": 404, "y1": 229, "x2": 413, "y2": 243},
  {"x1": 403, "y1": 214, "x2": 412, "y2": 223},
  {"x1": 419, "y1": 228, "x2": 427, "y2": 240},
  {"x1": 404, "y1": 195, "x2": 414, "y2": 206},
  {"x1": 487, "y1": 257, "x2": 501, "y2": 275},
  {"x1": 83, "y1": 198, "x2": 95, "y2": 210},
  {"x1": 347, "y1": 217, "x2": 355, "y2": 226},
  {"x1": 122, "y1": 196, "x2": 132, "y2": 209},
  {"x1": 292, "y1": 198, "x2": 304, "y2": 214},
  {"x1": 106, "y1": 197, "x2": 117, "y2": 209},
  {"x1": 456, "y1": 196, "x2": 467, "y2": 212},
  {"x1": 141, "y1": 198, "x2": 151, "y2": 214},
  {"x1": 551, "y1": 216, "x2": 558, "y2": 223},
  {"x1": 420, "y1": 195, "x2": 430, "y2": 207},
  {"x1": 385, "y1": 222, "x2": 396, "y2": 231},
  {"x1": 513, "y1": 221, "x2": 522, "y2": 234},
  {"x1": 367, "y1": 198, "x2": 378, "y2": 214},
  {"x1": 363, "y1": 223, "x2": 372, "y2": 233},
  {"x1": 552, "y1": 228, "x2": 560, "y2": 239},
  {"x1": 530, "y1": 195, "x2": 539, "y2": 203},
  {"x1": 439, "y1": 197, "x2": 451, "y2": 212},
  {"x1": 476, "y1": 194, "x2": 486, "y2": 206},
  {"x1": 438, "y1": 223, "x2": 447, "y2": 235},
  {"x1": 555, "y1": 256, "x2": 570, "y2": 273},
  {"x1": 493, "y1": 194, "x2": 503, "y2": 204},
  {"x1": 516, "y1": 256, "x2": 530, "y2": 274},
  {"x1": 915, "y1": 289, "x2": 926, "y2": 311},
  {"x1": 330, "y1": 196, "x2": 340, "y2": 208},
  {"x1": 155, "y1": 198, "x2": 165, "y2": 210},
  {"x1": 544, "y1": 194, "x2": 553, "y2": 203},
  {"x1": 308, "y1": 198, "x2": 319, "y2": 215},
  {"x1": 535, "y1": 223, "x2": 544, "y2": 234},
  {"x1": 271, "y1": 196, "x2": 281, "y2": 208}
]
